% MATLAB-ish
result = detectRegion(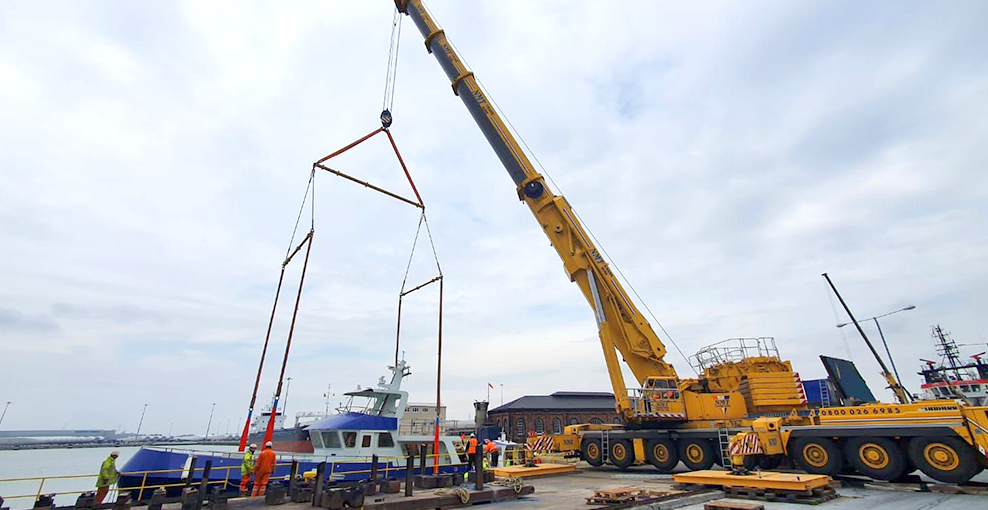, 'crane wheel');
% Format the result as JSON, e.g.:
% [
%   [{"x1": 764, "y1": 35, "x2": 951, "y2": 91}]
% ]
[
  {"x1": 790, "y1": 437, "x2": 842, "y2": 476},
  {"x1": 845, "y1": 437, "x2": 906, "y2": 481},
  {"x1": 644, "y1": 438, "x2": 679, "y2": 472},
  {"x1": 609, "y1": 439, "x2": 635, "y2": 470},
  {"x1": 582, "y1": 438, "x2": 604, "y2": 467},
  {"x1": 678, "y1": 439, "x2": 715, "y2": 471},
  {"x1": 907, "y1": 436, "x2": 980, "y2": 484}
]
